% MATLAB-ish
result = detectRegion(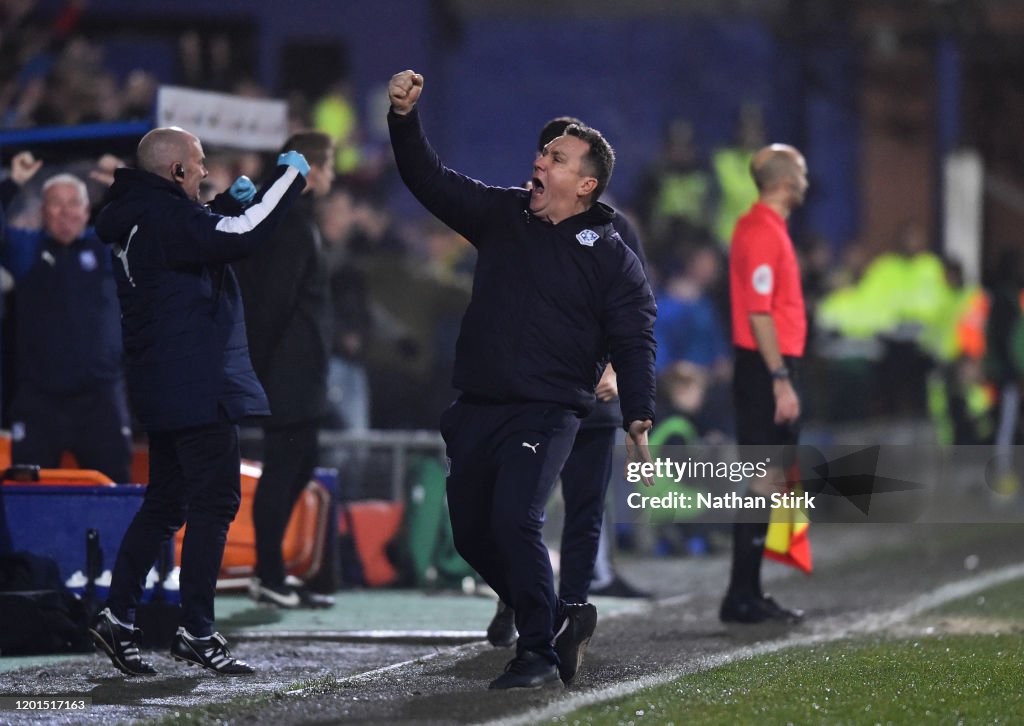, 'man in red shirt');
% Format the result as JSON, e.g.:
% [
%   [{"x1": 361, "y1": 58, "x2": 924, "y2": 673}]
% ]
[{"x1": 722, "y1": 144, "x2": 808, "y2": 623}]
